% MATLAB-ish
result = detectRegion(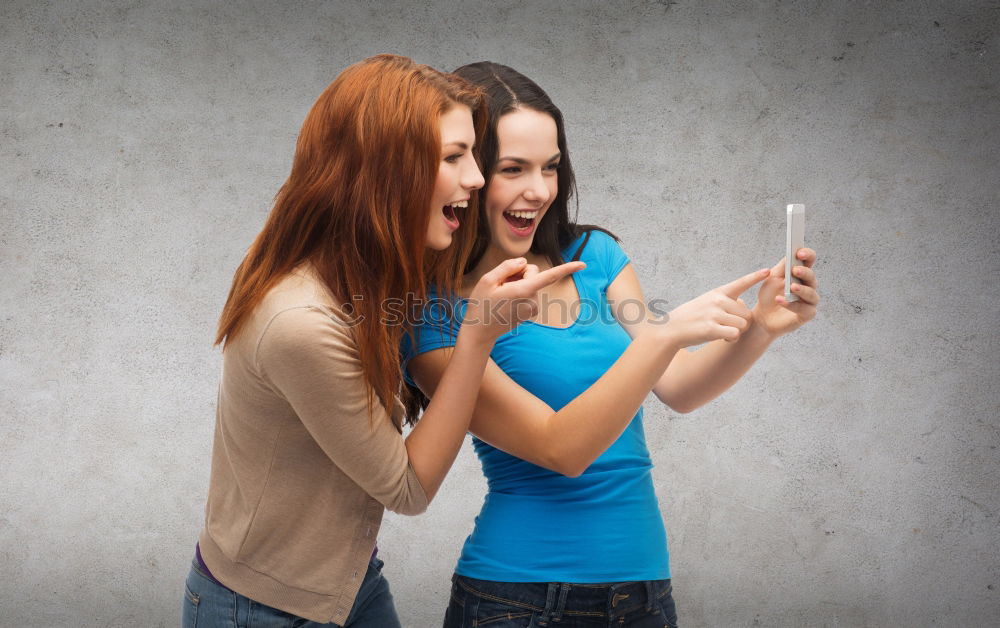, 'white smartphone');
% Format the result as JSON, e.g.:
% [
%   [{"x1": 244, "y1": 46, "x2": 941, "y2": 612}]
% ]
[{"x1": 785, "y1": 204, "x2": 805, "y2": 302}]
